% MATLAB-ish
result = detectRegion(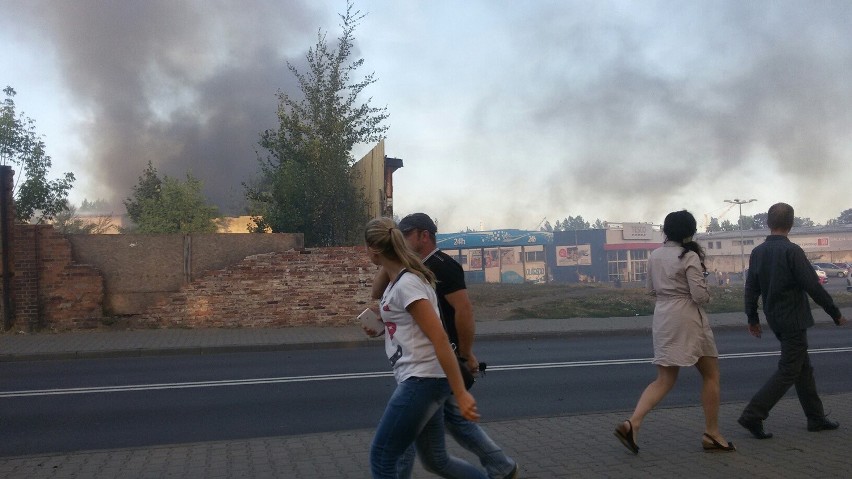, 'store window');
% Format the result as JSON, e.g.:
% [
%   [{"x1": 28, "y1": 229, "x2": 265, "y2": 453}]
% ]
[
  {"x1": 471, "y1": 250, "x2": 483, "y2": 270},
  {"x1": 607, "y1": 250, "x2": 628, "y2": 282},
  {"x1": 525, "y1": 250, "x2": 545, "y2": 262},
  {"x1": 607, "y1": 249, "x2": 651, "y2": 282},
  {"x1": 630, "y1": 249, "x2": 649, "y2": 282}
]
